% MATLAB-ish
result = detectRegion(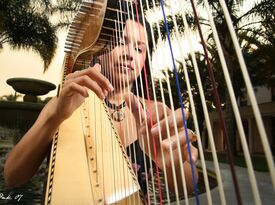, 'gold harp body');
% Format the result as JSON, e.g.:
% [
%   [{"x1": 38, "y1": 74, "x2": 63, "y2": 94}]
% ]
[{"x1": 44, "y1": 92, "x2": 142, "y2": 204}]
